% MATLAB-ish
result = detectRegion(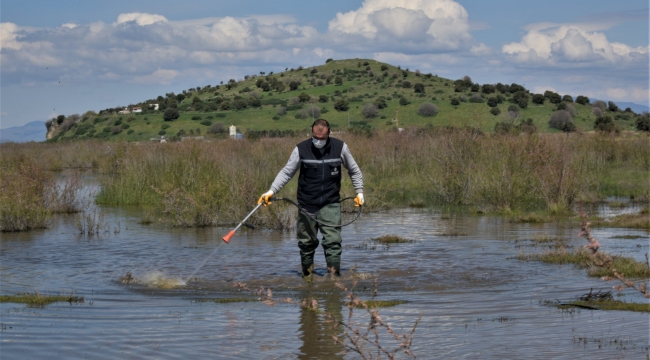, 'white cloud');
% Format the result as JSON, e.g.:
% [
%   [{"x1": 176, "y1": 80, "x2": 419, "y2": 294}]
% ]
[
  {"x1": 606, "y1": 87, "x2": 649, "y2": 104},
  {"x1": 61, "y1": 23, "x2": 78, "y2": 29},
  {"x1": 115, "y1": 13, "x2": 168, "y2": 26},
  {"x1": 328, "y1": 0, "x2": 474, "y2": 52},
  {"x1": 502, "y1": 24, "x2": 649, "y2": 65},
  {"x1": 1, "y1": 22, "x2": 22, "y2": 50}
]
